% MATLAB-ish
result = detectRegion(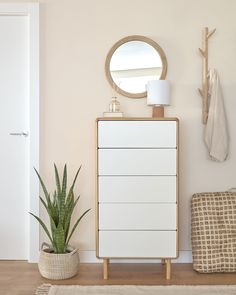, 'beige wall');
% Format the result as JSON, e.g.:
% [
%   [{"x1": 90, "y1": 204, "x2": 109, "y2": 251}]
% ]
[{"x1": 3, "y1": 0, "x2": 236, "y2": 261}]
